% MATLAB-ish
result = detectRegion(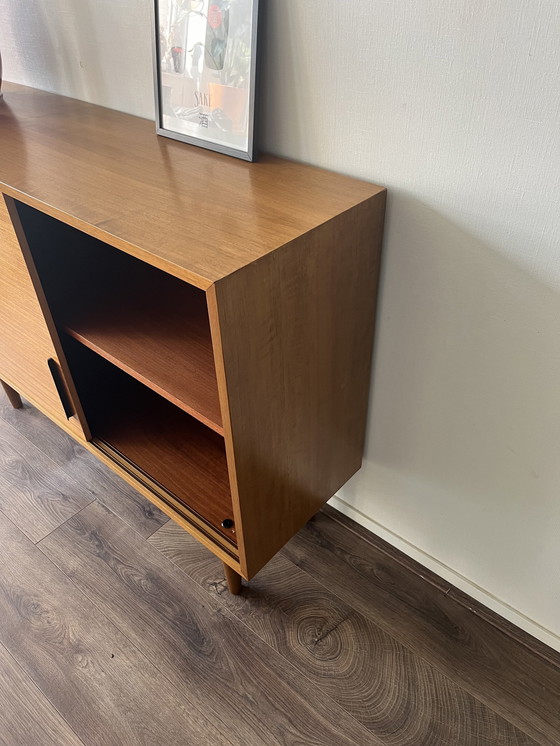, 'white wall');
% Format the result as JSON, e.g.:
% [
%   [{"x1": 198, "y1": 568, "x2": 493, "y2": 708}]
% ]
[
  {"x1": 0, "y1": 0, "x2": 153, "y2": 117},
  {"x1": 2, "y1": 0, "x2": 560, "y2": 650}
]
